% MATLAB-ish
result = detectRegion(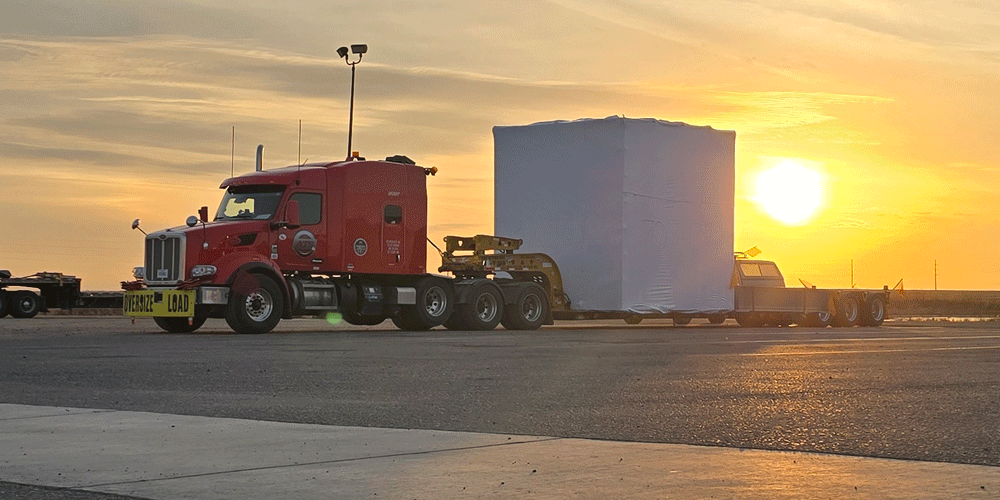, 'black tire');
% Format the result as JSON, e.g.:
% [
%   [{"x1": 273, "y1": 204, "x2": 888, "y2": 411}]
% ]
[
  {"x1": 735, "y1": 312, "x2": 764, "y2": 327},
  {"x1": 342, "y1": 312, "x2": 387, "y2": 326},
  {"x1": 153, "y1": 316, "x2": 207, "y2": 333},
  {"x1": 454, "y1": 281, "x2": 503, "y2": 331},
  {"x1": 0, "y1": 290, "x2": 8, "y2": 318},
  {"x1": 673, "y1": 315, "x2": 692, "y2": 326},
  {"x1": 225, "y1": 273, "x2": 283, "y2": 334},
  {"x1": 832, "y1": 295, "x2": 861, "y2": 327},
  {"x1": 9, "y1": 291, "x2": 42, "y2": 319},
  {"x1": 623, "y1": 314, "x2": 642, "y2": 325},
  {"x1": 394, "y1": 277, "x2": 454, "y2": 331},
  {"x1": 501, "y1": 284, "x2": 547, "y2": 331},
  {"x1": 802, "y1": 311, "x2": 832, "y2": 327},
  {"x1": 861, "y1": 295, "x2": 886, "y2": 327},
  {"x1": 707, "y1": 314, "x2": 726, "y2": 325}
]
